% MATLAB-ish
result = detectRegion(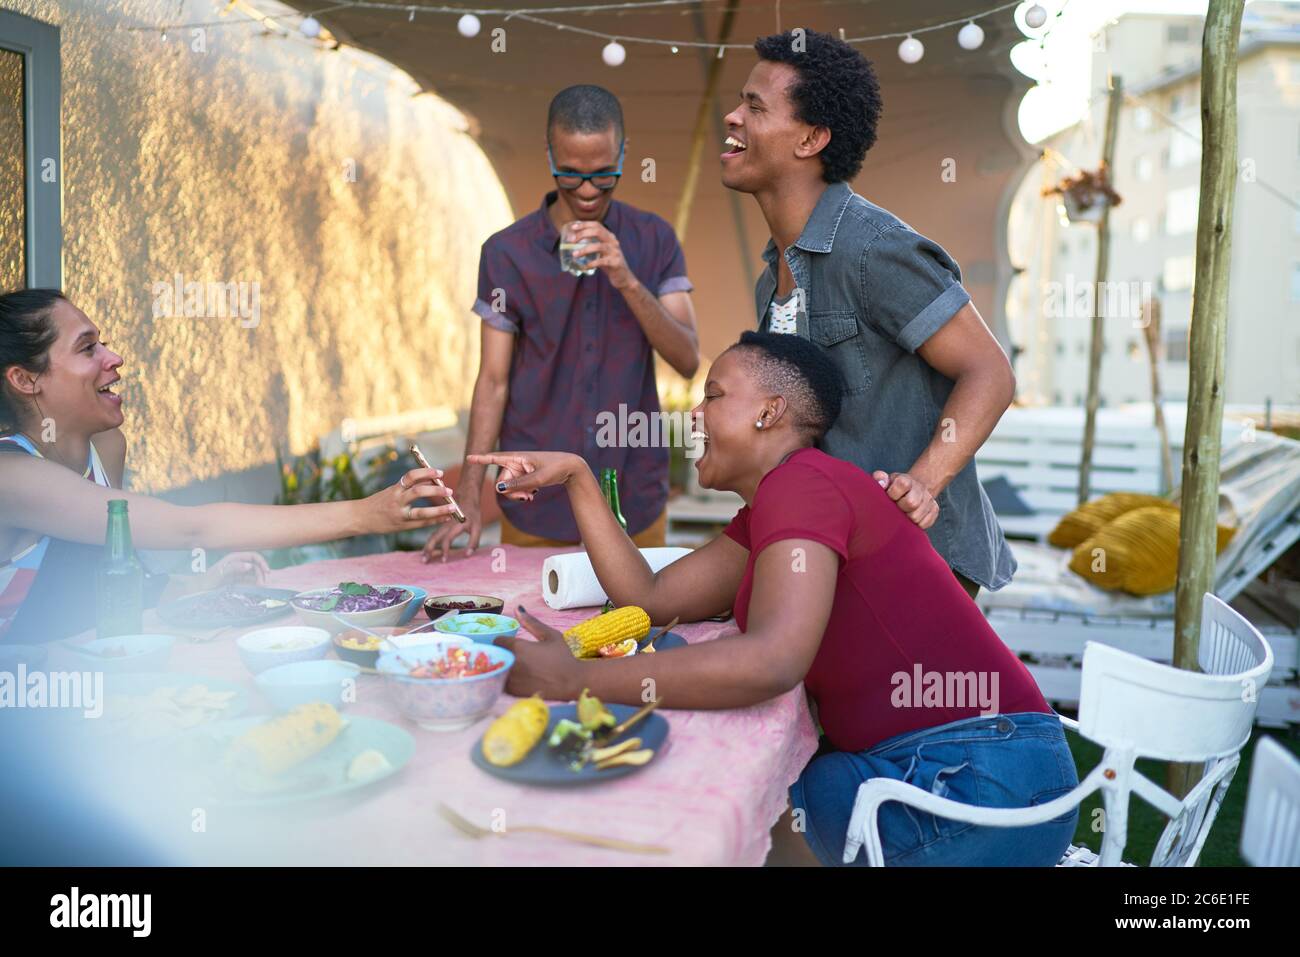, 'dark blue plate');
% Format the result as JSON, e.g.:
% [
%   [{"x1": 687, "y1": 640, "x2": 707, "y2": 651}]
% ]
[
  {"x1": 156, "y1": 586, "x2": 298, "y2": 630},
  {"x1": 638, "y1": 630, "x2": 686, "y2": 652},
  {"x1": 471, "y1": 702, "x2": 669, "y2": 786}
]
